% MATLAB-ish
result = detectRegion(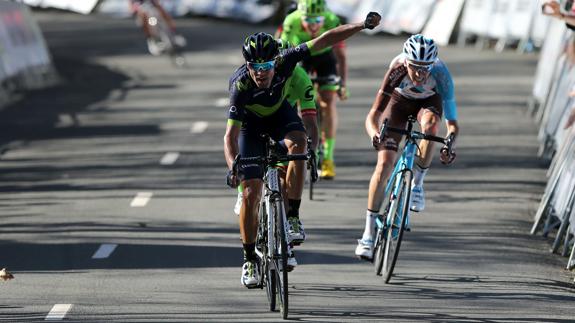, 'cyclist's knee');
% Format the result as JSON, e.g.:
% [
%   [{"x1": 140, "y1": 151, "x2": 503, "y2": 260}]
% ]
[
  {"x1": 420, "y1": 113, "x2": 440, "y2": 134},
  {"x1": 285, "y1": 131, "x2": 307, "y2": 153},
  {"x1": 243, "y1": 180, "x2": 263, "y2": 206}
]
